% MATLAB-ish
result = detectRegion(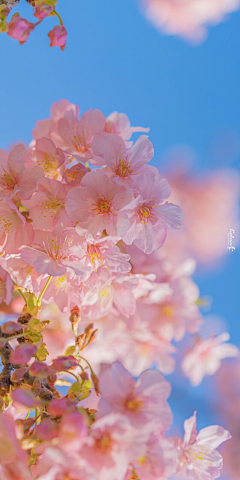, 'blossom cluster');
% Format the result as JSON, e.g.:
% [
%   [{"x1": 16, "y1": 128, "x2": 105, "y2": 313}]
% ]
[
  {"x1": 139, "y1": 0, "x2": 240, "y2": 42},
  {"x1": 0, "y1": 0, "x2": 67, "y2": 49},
  {"x1": 0, "y1": 99, "x2": 238, "y2": 480}
]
